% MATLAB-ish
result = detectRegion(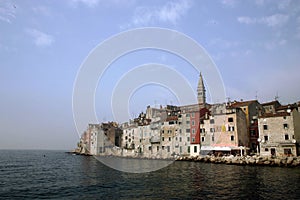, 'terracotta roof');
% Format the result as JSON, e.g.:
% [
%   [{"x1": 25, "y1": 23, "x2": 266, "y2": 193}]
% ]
[
  {"x1": 259, "y1": 112, "x2": 290, "y2": 118},
  {"x1": 166, "y1": 116, "x2": 178, "y2": 121},
  {"x1": 276, "y1": 104, "x2": 297, "y2": 111},
  {"x1": 261, "y1": 100, "x2": 281, "y2": 106},
  {"x1": 200, "y1": 107, "x2": 210, "y2": 117},
  {"x1": 229, "y1": 100, "x2": 258, "y2": 108}
]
